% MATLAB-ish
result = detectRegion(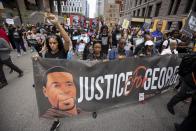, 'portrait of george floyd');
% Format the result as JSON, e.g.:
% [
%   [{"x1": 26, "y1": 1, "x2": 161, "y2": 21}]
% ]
[{"x1": 41, "y1": 66, "x2": 79, "y2": 118}]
